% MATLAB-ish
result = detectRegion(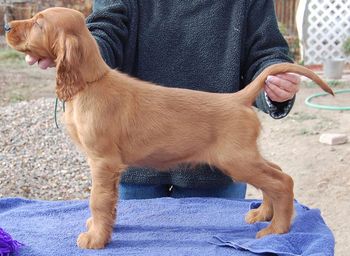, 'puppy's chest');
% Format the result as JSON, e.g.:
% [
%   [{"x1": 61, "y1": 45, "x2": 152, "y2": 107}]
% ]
[
  {"x1": 63, "y1": 101, "x2": 101, "y2": 152},
  {"x1": 63, "y1": 105, "x2": 83, "y2": 148},
  {"x1": 64, "y1": 114, "x2": 81, "y2": 145}
]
